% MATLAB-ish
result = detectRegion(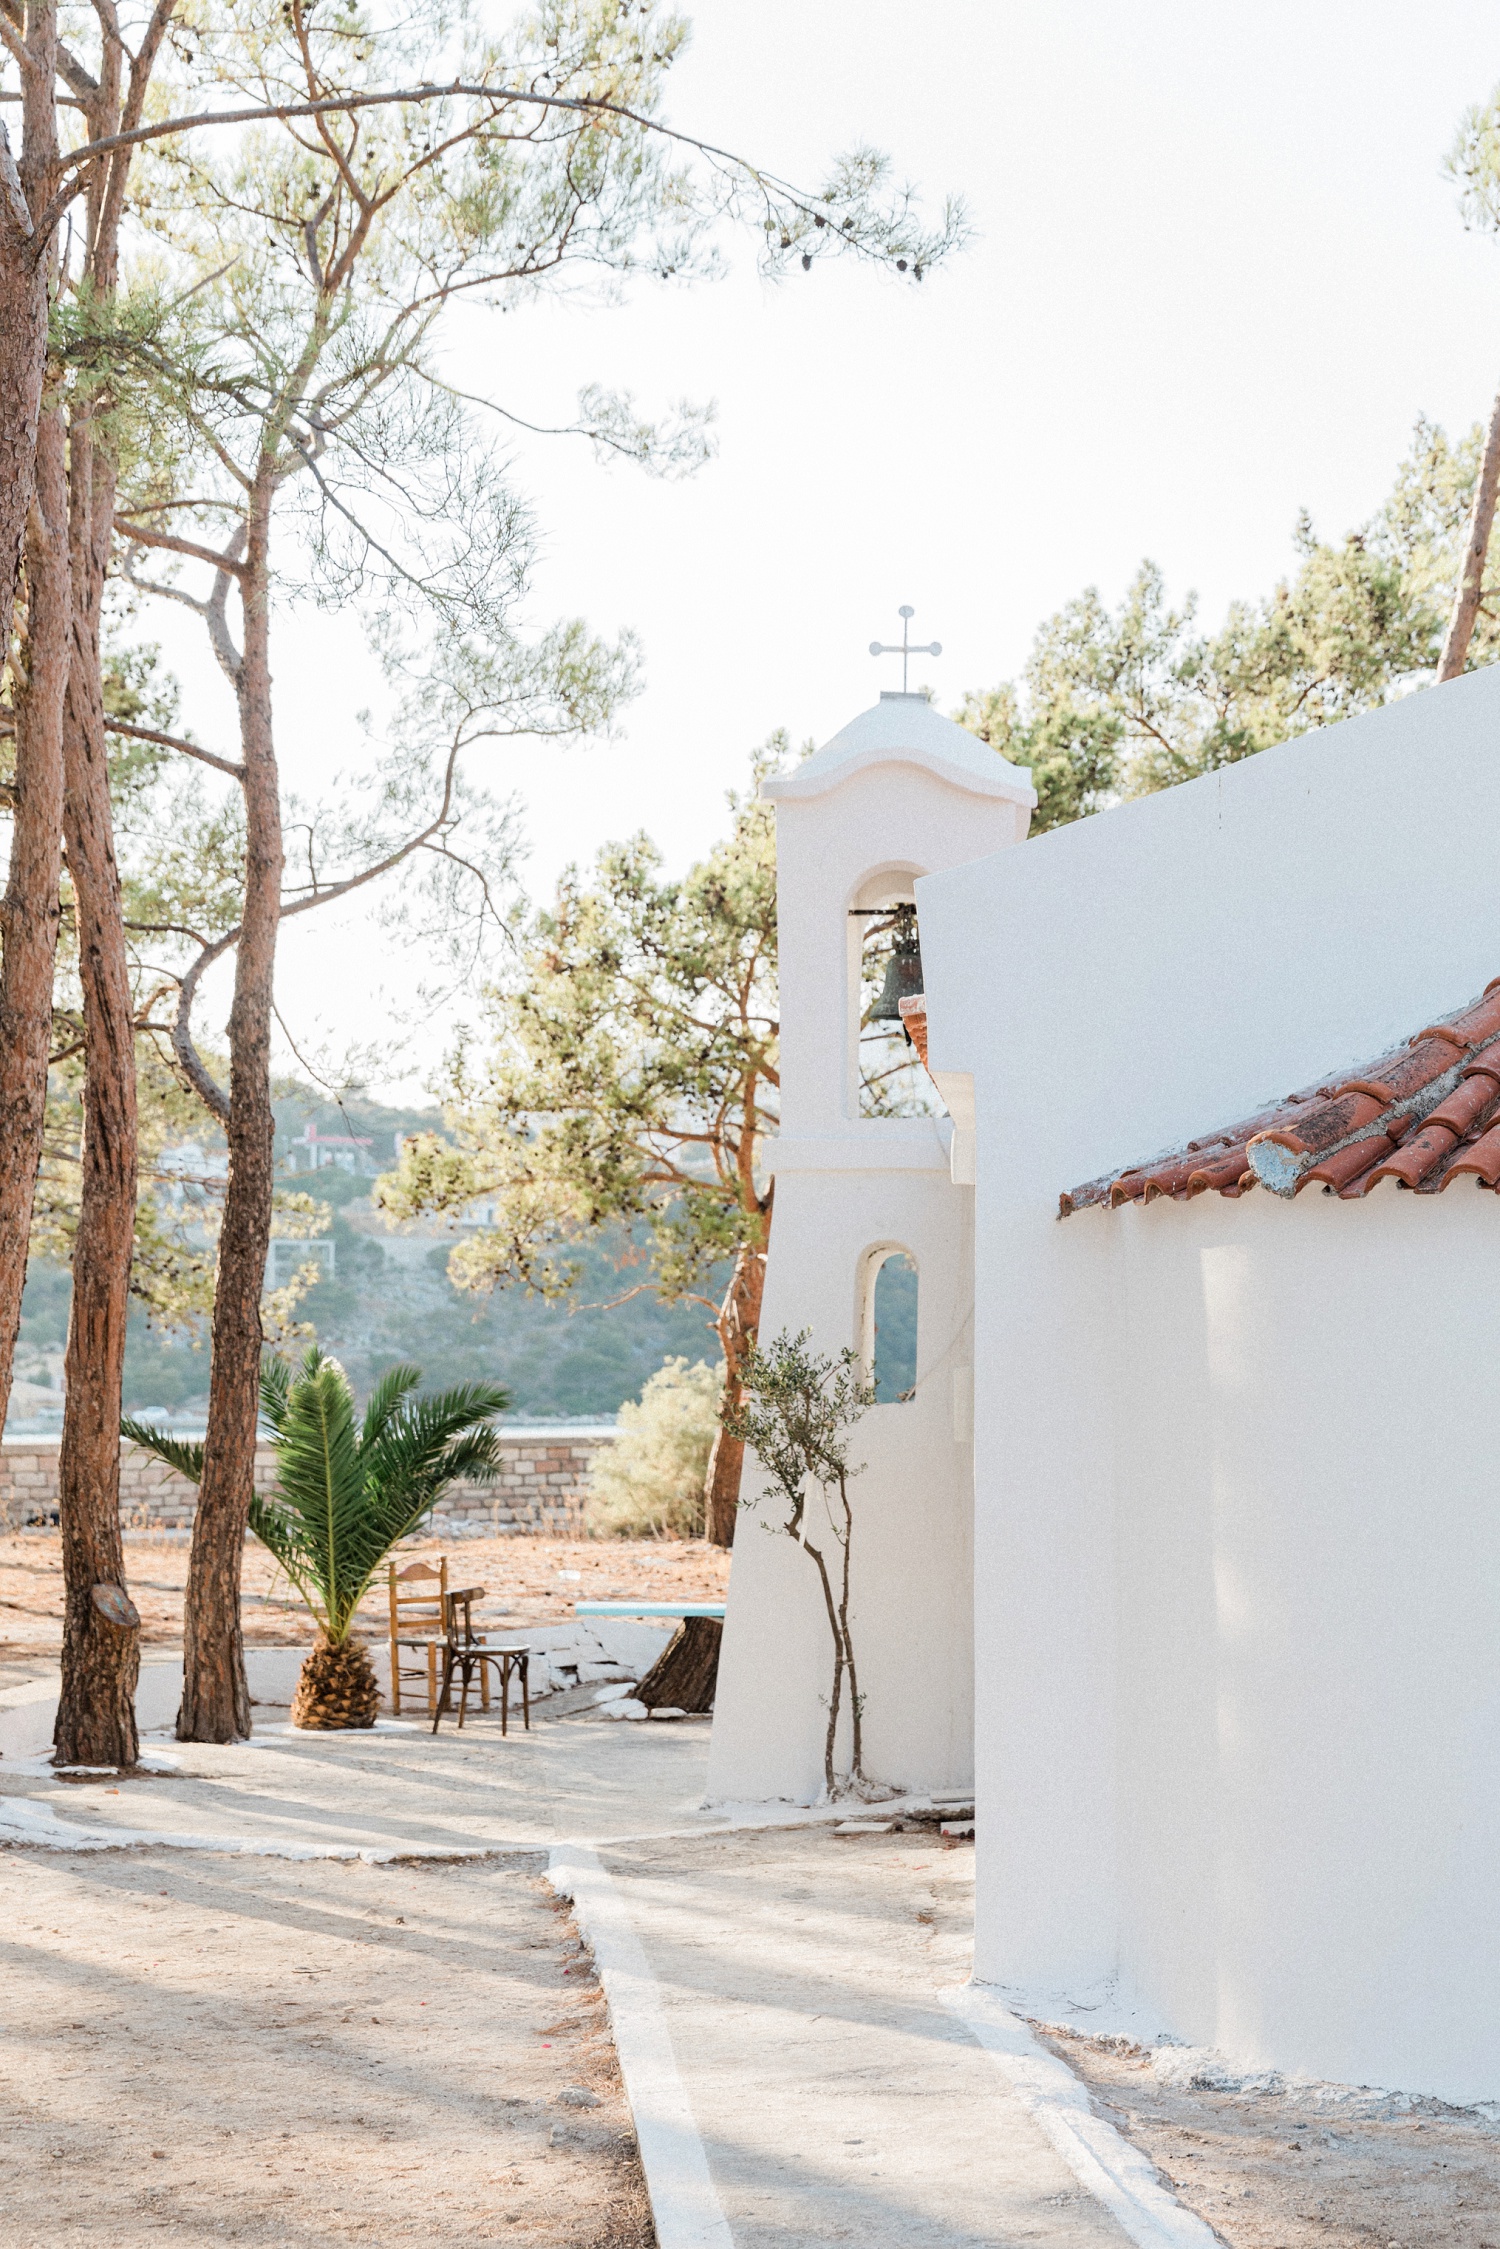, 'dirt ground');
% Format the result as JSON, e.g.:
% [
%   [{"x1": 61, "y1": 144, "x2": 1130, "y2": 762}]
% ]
[
  {"x1": 0, "y1": 1845, "x2": 654, "y2": 2249},
  {"x1": 1042, "y1": 2023, "x2": 1500, "y2": 2249},
  {"x1": 0, "y1": 1530, "x2": 730, "y2": 1677}
]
